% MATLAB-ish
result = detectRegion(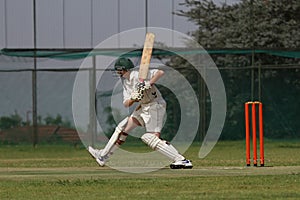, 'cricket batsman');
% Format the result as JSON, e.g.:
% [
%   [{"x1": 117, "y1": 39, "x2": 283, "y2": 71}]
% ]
[{"x1": 88, "y1": 57, "x2": 192, "y2": 169}]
